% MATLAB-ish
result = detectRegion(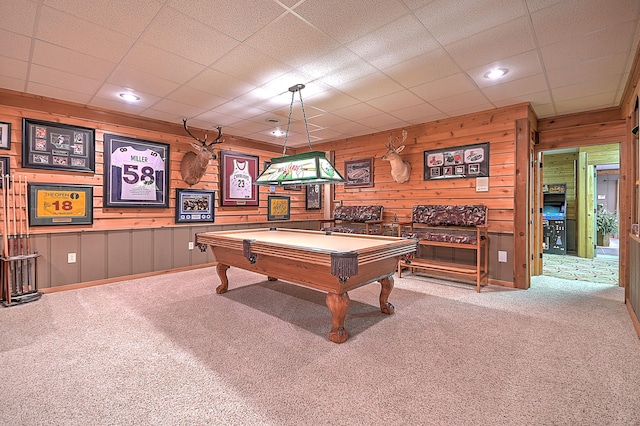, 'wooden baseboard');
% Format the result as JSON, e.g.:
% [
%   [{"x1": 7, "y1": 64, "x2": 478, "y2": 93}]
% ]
[
  {"x1": 626, "y1": 298, "x2": 640, "y2": 338},
  {"x1": 39, "y1": 263, "x2": 217, "y2": 294}
]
